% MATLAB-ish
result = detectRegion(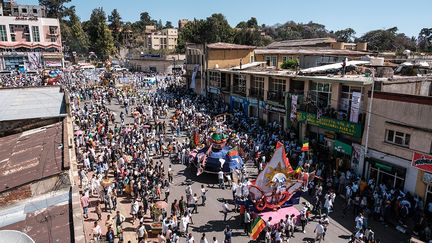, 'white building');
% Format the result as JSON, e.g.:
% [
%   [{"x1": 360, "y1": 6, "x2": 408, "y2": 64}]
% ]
[{"x1": 0, "y1": 0, "x2": 63, "y2": 70}]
